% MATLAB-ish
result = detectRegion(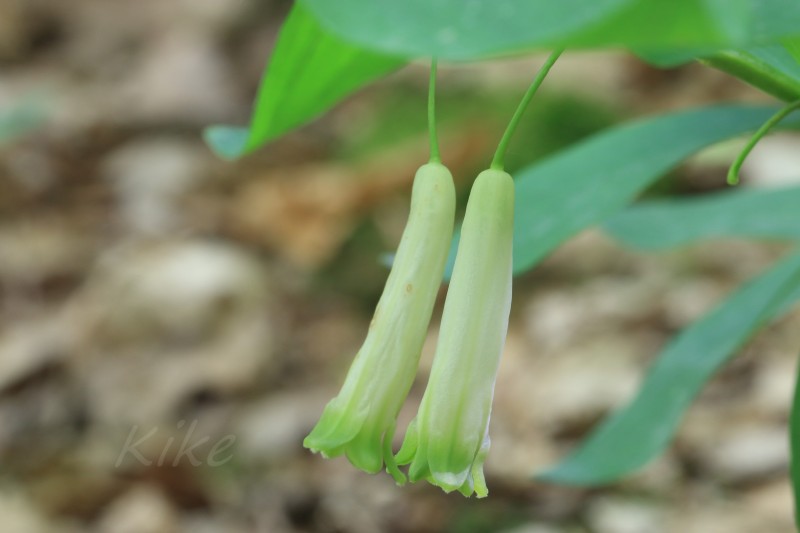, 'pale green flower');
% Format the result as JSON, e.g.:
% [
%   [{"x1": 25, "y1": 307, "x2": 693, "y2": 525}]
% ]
[
  {"x1": 396, "y1": 168, "x2": 514, "y2": 497},
  {"x1": 303, "y1": 163, "x2": 455, "y2": 483}
]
